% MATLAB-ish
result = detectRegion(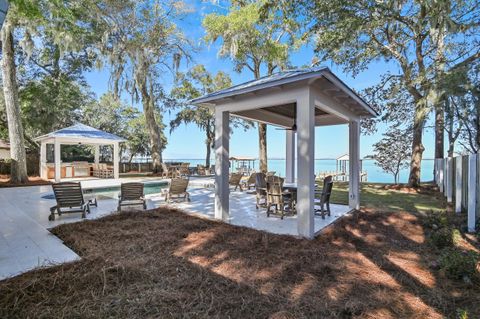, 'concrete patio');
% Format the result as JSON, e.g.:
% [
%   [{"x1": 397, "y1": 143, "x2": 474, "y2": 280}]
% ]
[{"x1": 0, "y1": 177, "x2": 350, "y2": 280}]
